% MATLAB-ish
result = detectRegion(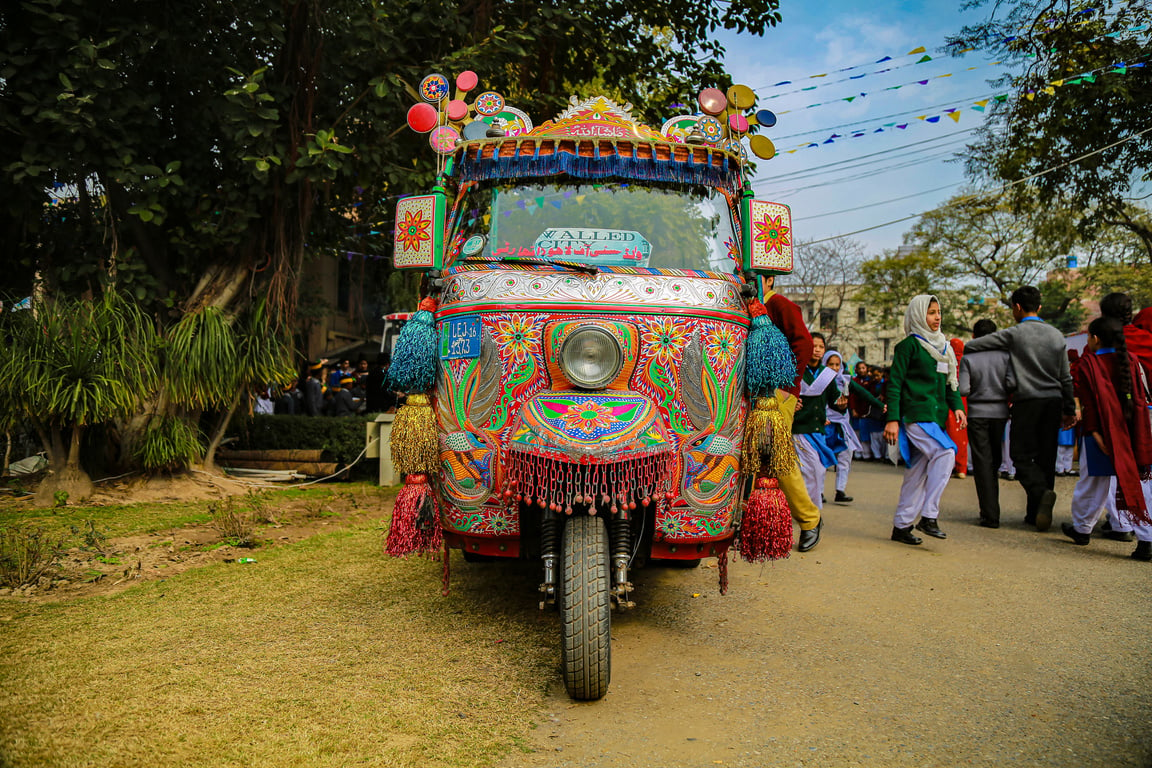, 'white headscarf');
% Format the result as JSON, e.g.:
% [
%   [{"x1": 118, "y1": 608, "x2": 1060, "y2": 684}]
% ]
[
  {"x1": 820, "y1": 349, "x2": 850, "y2": 395},
  {"x1": 904, "y1": 294, "x2": 959, "y2": 390}
]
